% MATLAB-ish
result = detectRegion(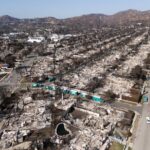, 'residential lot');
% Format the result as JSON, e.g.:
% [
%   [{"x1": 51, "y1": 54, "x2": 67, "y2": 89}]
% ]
[{"x1": 0, "y1": 23, "x2": 150, "y2": 150}]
